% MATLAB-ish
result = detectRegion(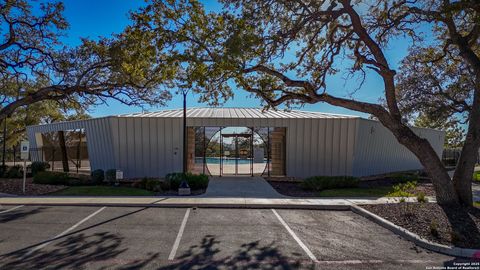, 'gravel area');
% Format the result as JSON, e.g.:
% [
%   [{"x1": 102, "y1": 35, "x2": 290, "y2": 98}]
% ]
[
  {"x1": 266, "y1": 179, "x2": 436, "y2": 197},
  {"x1": 0, "y1": 178, "x2": 67, "y2": 195},
  {"x1": 363, "y1": 203, "x2": 480, "y2": 249}
]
